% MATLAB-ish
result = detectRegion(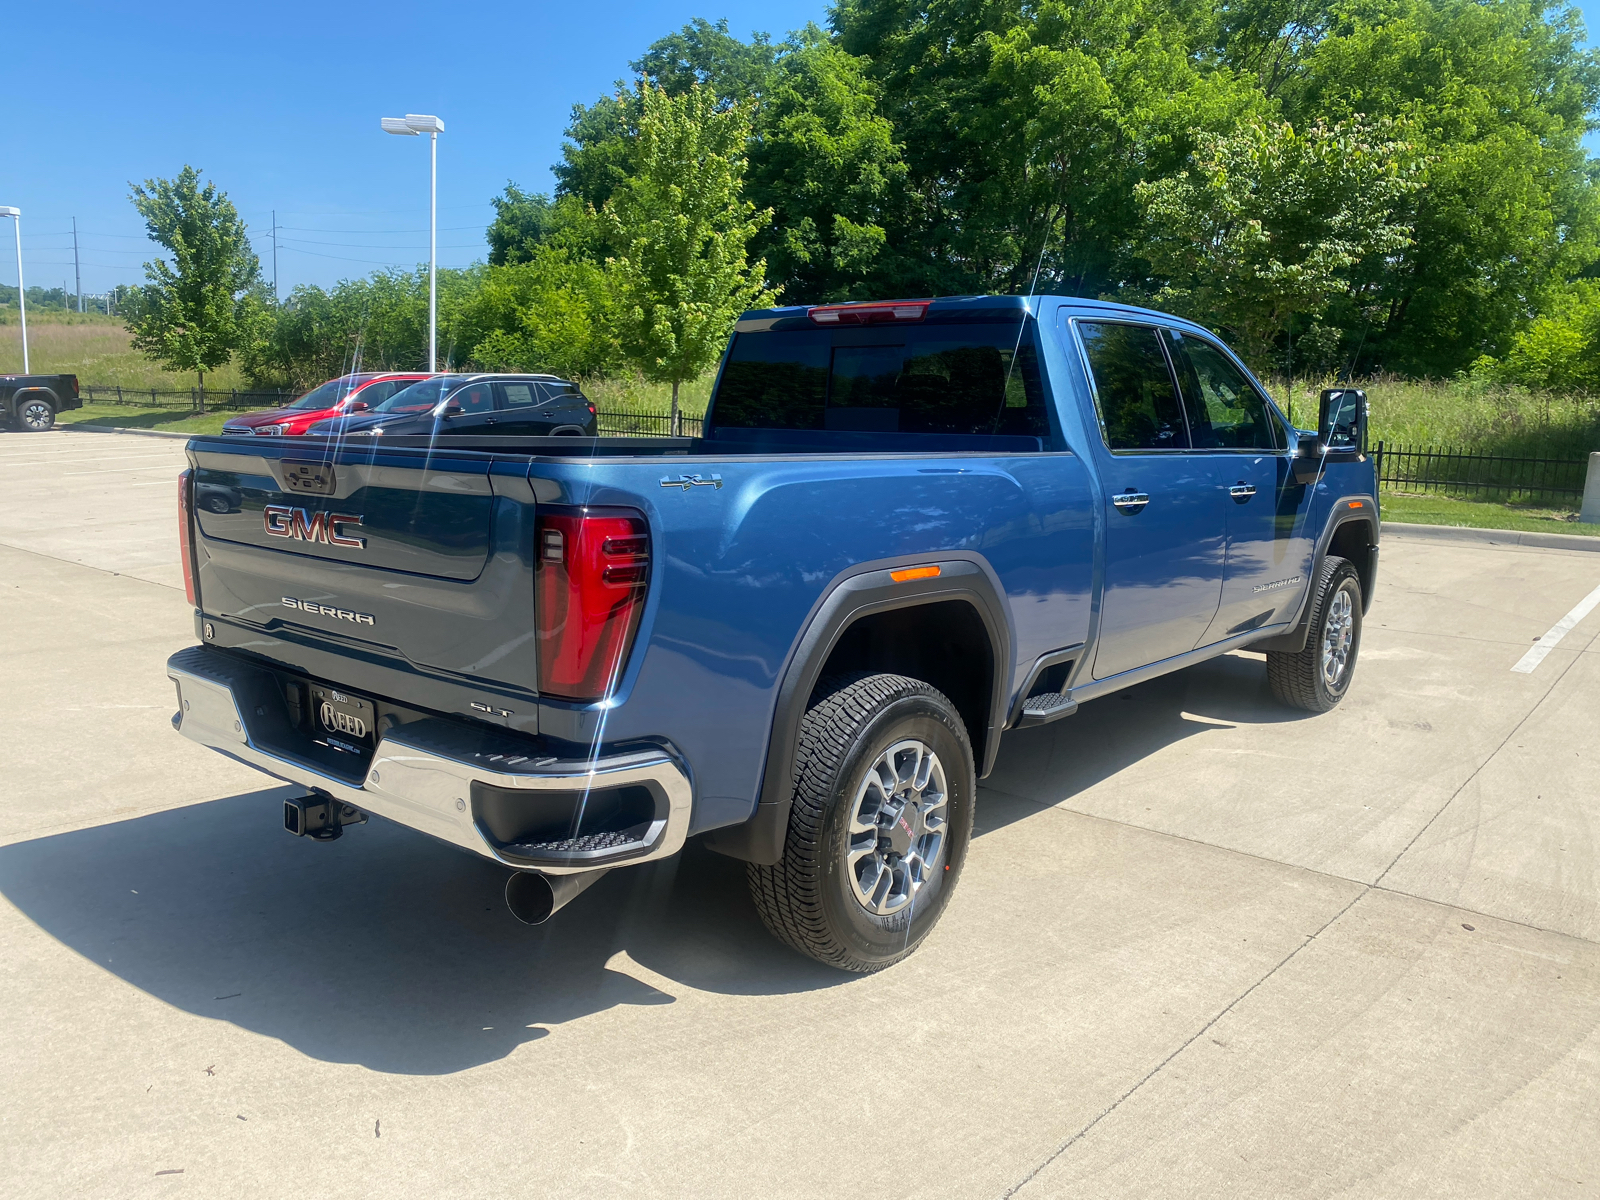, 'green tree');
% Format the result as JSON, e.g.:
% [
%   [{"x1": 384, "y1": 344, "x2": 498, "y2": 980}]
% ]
[
  {"x1": 746, "y1": 28, "x2": 908, "y2": 301},
  {"x1": 464, "y1": 247, "x2": 621, "y2": 378},
  {"x1": 833, "y1": 0, "x2": 1268, "y2": 297},
  {"x1": 604, "y1": 82, "x2": 778, "y2": 428},
  {"x1": 1281, "y1": 0, "x2": 1600, "y2": 373},
  {"x1": 241, "y1": 266, "x2": 484, "y2": 389},
  {"x1": 1135, "y1": 117, "x2": 1421, "y2": 382},
  {"x1": 127, "y1": 166, "x2": 263, "y2": 394}
]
